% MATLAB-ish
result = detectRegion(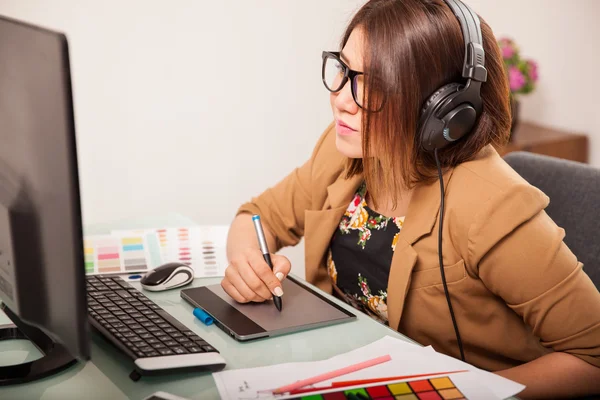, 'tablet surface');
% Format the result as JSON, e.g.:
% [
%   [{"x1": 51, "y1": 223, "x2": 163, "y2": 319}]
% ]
[{"x1": 180, "y1": 276, "x2": 356, "y2": 341}]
